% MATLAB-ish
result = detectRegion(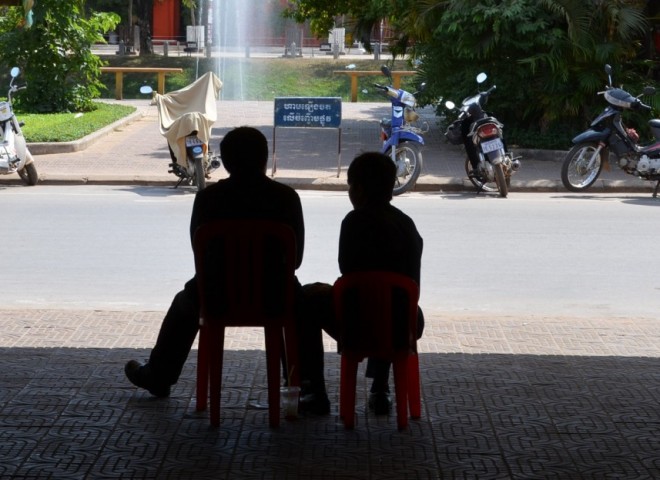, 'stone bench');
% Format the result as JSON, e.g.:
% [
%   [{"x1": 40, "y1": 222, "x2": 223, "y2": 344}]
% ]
[
  {"x1": 333, "y1": 70, "x2": 416, "y2": 102},
  {"x1": 100, "y1": 67, "x2": 184, "y2": 100}
]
